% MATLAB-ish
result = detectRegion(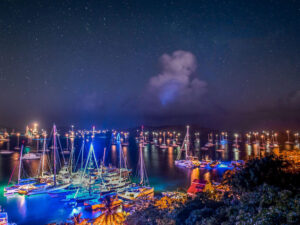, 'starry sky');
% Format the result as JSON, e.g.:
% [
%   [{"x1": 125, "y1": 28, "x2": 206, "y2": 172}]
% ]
[{"x1": 0, "y1": 0, "x2": 300, "y2": 130}]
